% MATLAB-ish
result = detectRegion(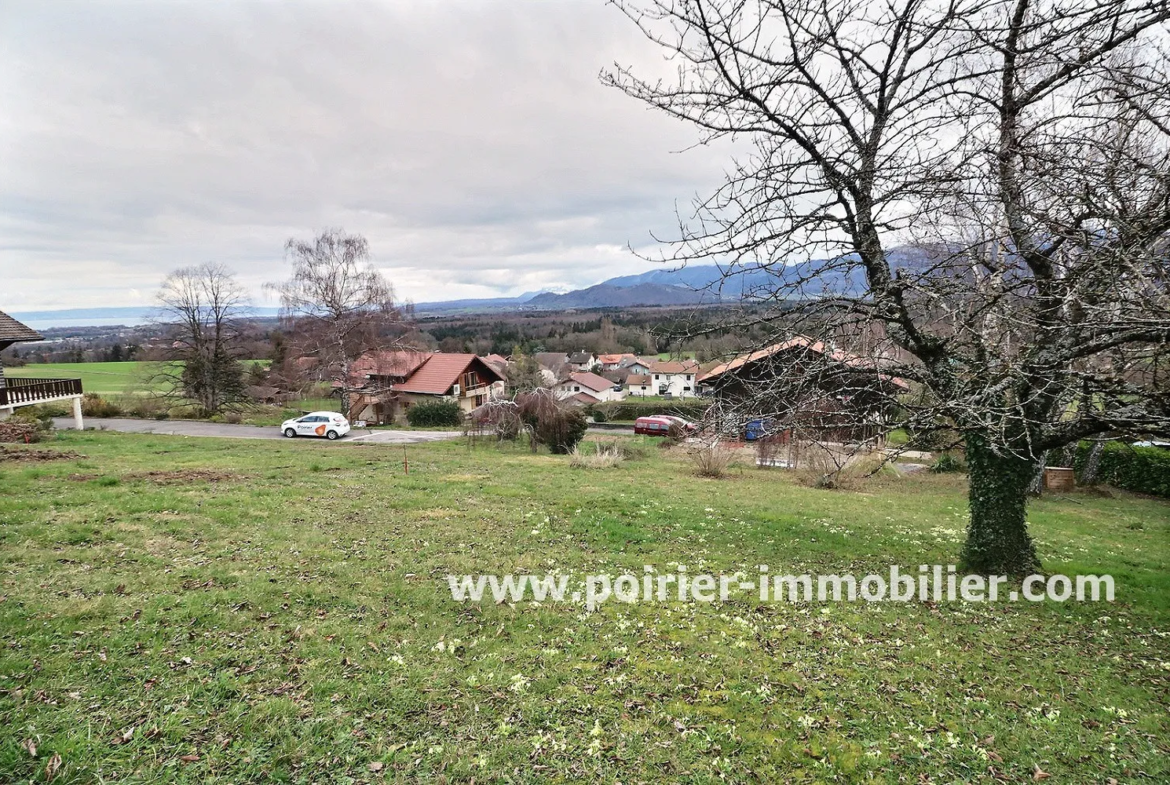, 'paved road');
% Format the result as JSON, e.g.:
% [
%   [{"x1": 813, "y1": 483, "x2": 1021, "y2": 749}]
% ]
[{"x1": 54, "y1": 418, "x2": 462, "y2": 445}]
